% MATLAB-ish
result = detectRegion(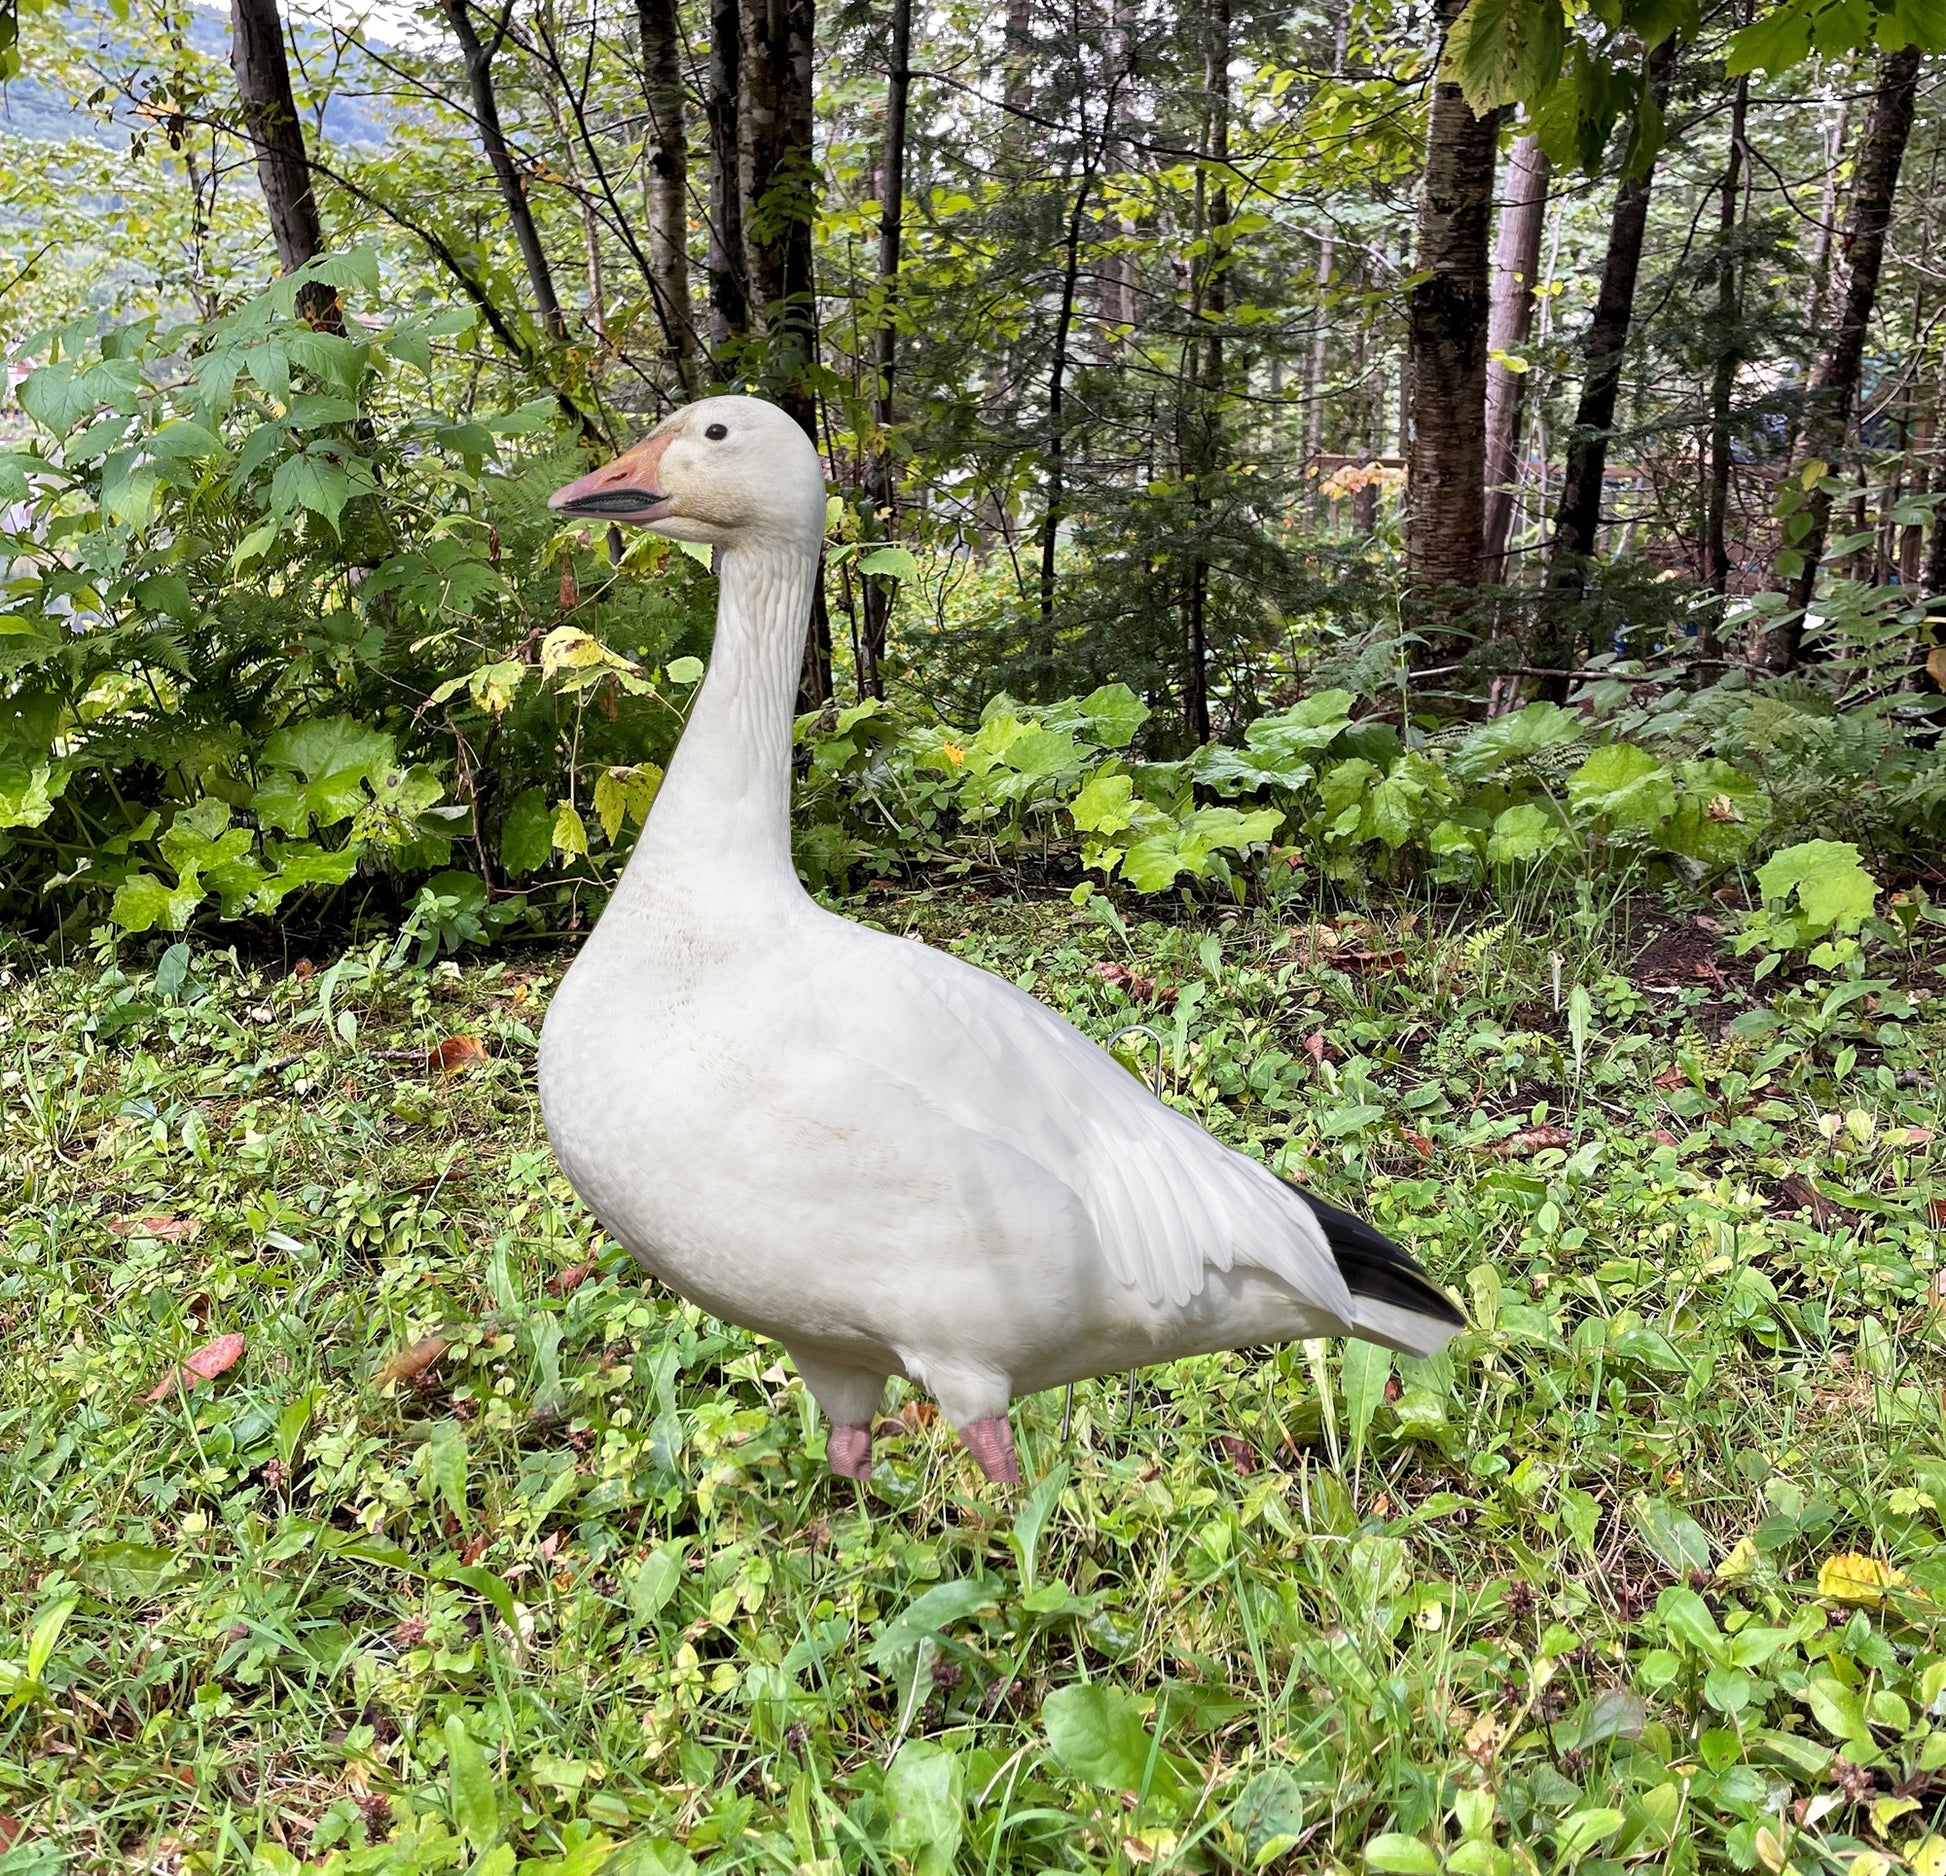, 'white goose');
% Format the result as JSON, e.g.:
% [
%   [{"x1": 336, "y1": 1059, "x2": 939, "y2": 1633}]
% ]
[{"x1": 539, "y1": 395, "x2": 1464, "y2": 1484}]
